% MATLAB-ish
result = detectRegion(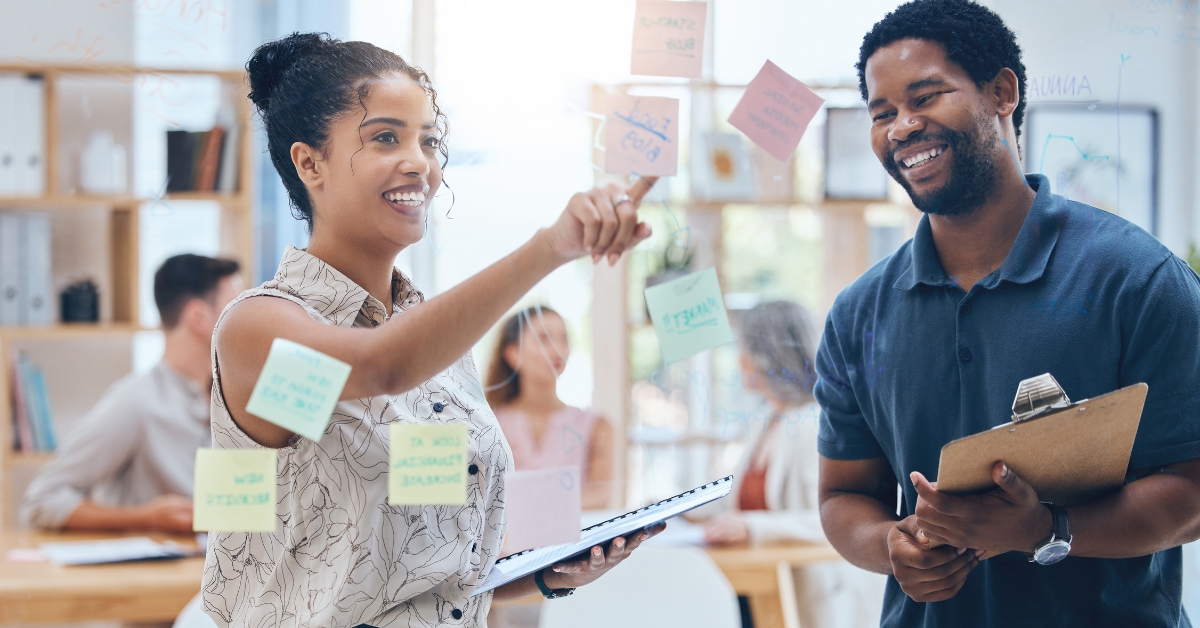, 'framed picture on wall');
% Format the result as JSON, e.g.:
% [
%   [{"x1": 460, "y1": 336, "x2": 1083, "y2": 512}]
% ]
[
  {"x1": 1023, "y1": 104, "x2": 1158, "y2": 236},
  {"x1": 824, "y1": 107, "x2": 889, "y2": 201}
]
